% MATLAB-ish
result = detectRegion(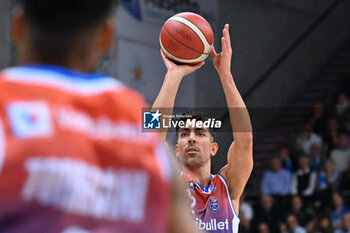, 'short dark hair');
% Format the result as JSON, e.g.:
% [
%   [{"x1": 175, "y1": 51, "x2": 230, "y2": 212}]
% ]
[
  {"x1": 17, "y1": 0, "x2": 118, "y2": 62},
  {"x1": 175, "y1": 111, "x2": 216, "y2": 142},
  {"x1": 19, "y1": 0, "x2": 118, "y2": 33}
]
